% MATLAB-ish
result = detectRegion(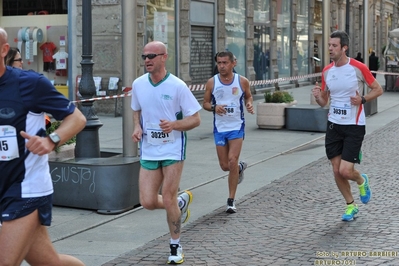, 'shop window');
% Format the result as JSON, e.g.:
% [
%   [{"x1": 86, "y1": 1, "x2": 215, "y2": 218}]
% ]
[
  {"x1": 2, "y1": 0, "x2": 68, "y2": 16},
  {"x1": 145, "y1": 0, "x2": 176, "y2": 75},
  {"x1": 228, "y1": 0, "x2": 239, "y2": 10}
]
